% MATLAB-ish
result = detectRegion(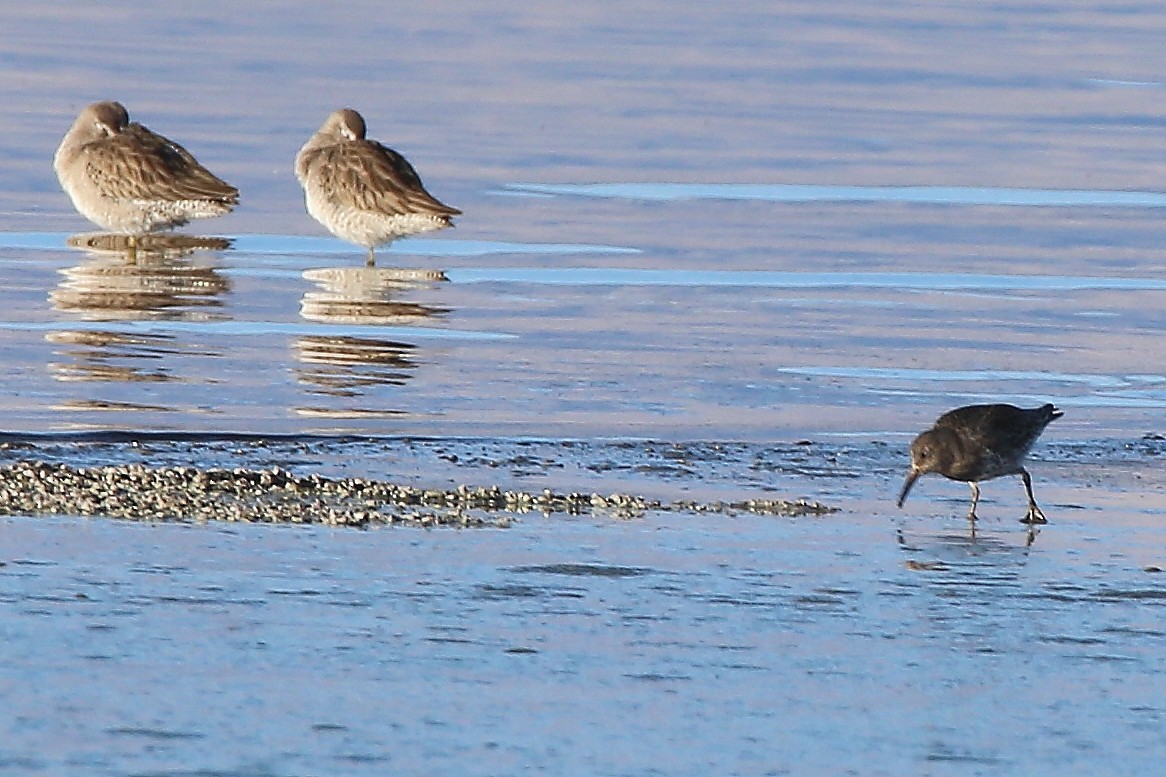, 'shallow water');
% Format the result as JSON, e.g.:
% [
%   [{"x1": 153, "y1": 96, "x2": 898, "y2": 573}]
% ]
[
  {"x1": 5, "y1": 504, "x2": 1166, "y2": 777},
  {"x1": 5, "y1": 225, "x2": 1166, "y2": 439},
  {"x1": 3, "y1": 1, "x2": 1166, "y2": 775}
]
